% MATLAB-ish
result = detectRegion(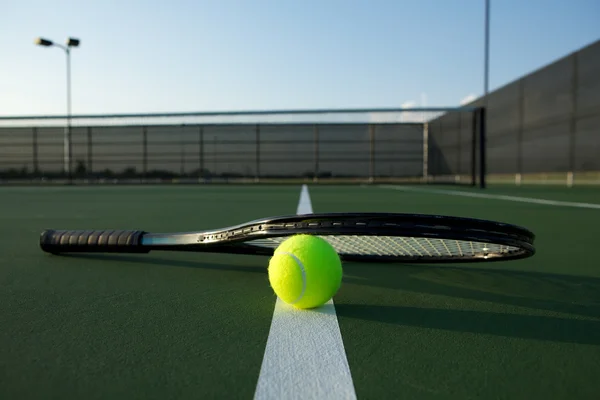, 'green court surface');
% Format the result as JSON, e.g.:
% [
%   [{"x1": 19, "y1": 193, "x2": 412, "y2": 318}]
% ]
[{"x1": 1, "y1": 184, "x2": 599, "y2": 399}]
